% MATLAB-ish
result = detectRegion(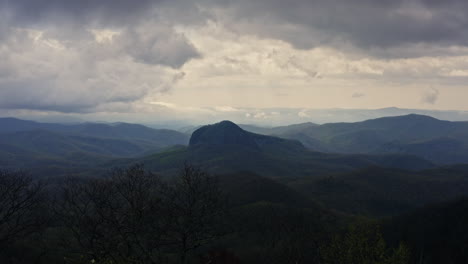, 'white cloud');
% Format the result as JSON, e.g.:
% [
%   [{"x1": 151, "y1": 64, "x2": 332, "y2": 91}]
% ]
[
  {"x1": 150, "y1": 101, "x2": 178, "y2": 109},
  {"x1": 0, "y1": 24, "x2": 194, "y2": 113},
  {"x1": 214, "y1": 106, "x2": 240, "y2": 112},
  {"x1": 254, "y1": 112, "x2": 267, "y2": 119},
  {"x1": 298, "y1": 110, "x2": 310, "y2": 118}
]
